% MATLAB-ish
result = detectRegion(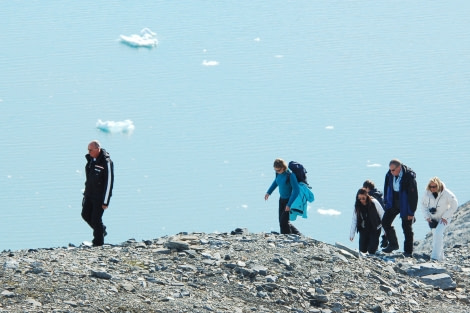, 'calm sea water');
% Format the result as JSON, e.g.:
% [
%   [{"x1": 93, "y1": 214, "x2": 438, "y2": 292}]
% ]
[{"x1": 1, "y1": 1, "x2": 469, "y2": 251}]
